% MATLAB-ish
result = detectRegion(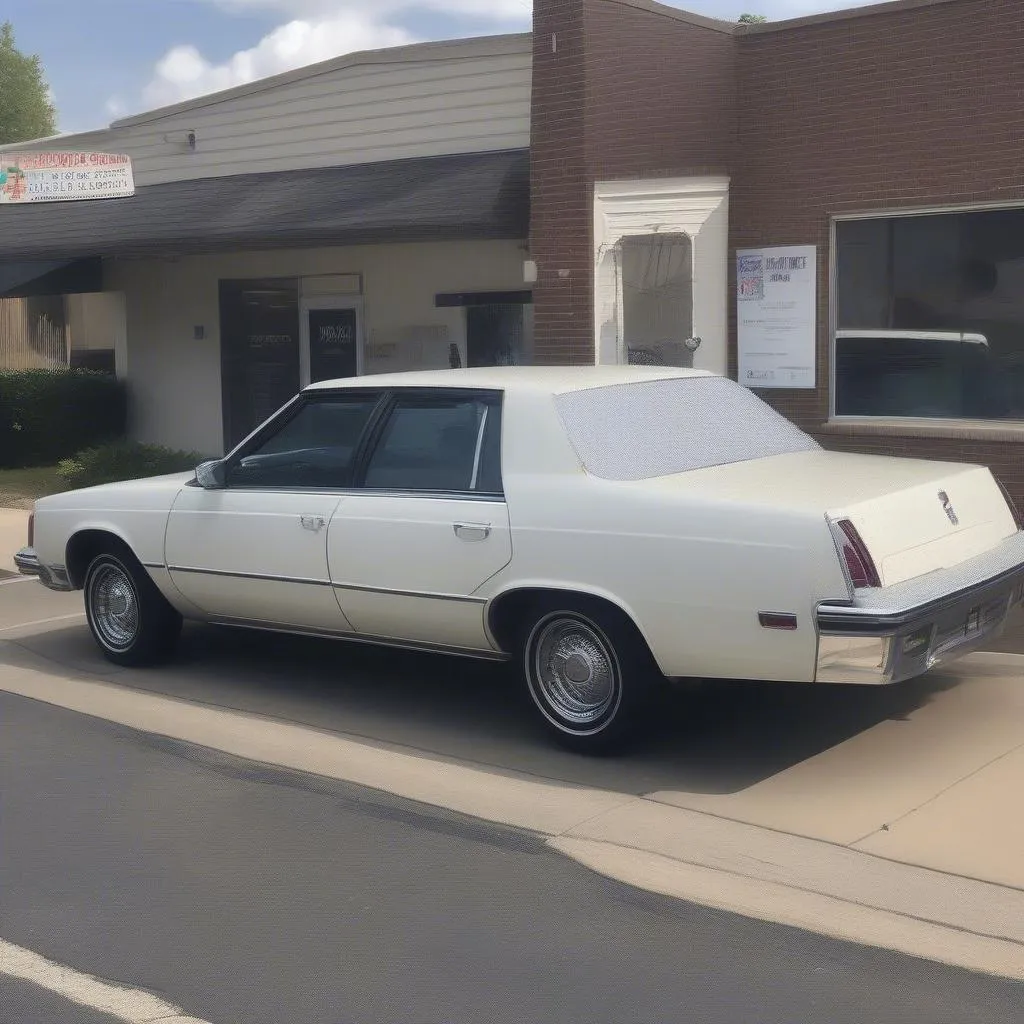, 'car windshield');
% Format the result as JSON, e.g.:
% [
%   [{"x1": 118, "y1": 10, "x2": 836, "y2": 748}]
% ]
[{"x1": 554, "y1": 375, "x2": 819, "y2": 481}]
